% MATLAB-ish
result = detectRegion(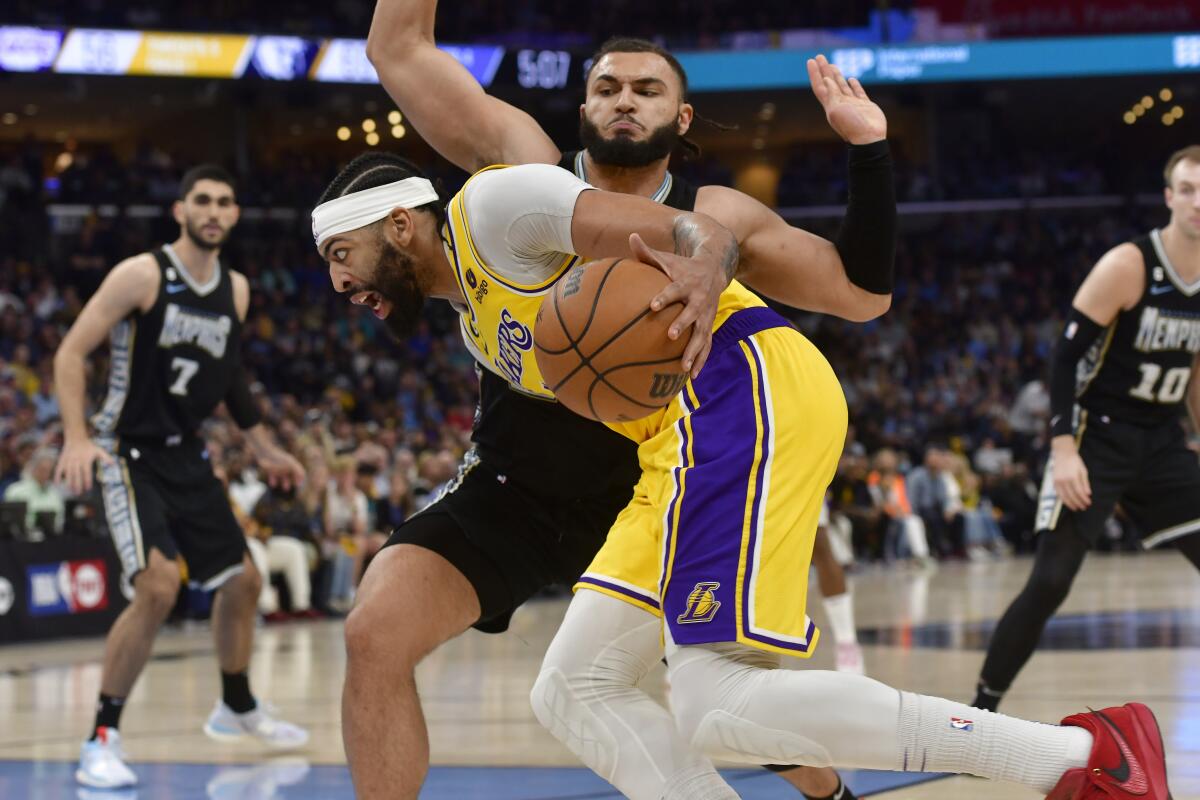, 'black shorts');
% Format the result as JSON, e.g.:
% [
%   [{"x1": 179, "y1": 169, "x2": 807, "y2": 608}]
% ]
[
  {"x1": 384, "y1": 456, "x2": 632, "y2": 633},
  {"x1": 97, "y1": 436, "x2": 247, "y2": 589},
  {"x1": 1035, "y1": 412, "x2": 1200, "y2": 548}
]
